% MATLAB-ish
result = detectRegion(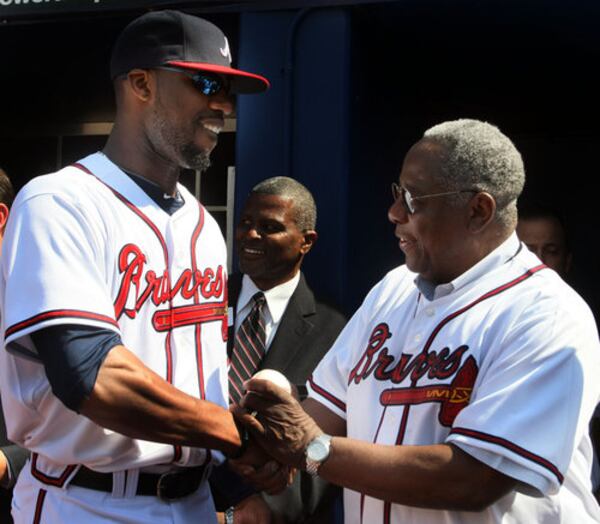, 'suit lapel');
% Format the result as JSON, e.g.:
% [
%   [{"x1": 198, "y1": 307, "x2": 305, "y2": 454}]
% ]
[{"x1": 261, "y1": 273, "x2": 316, "y2": 373}]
